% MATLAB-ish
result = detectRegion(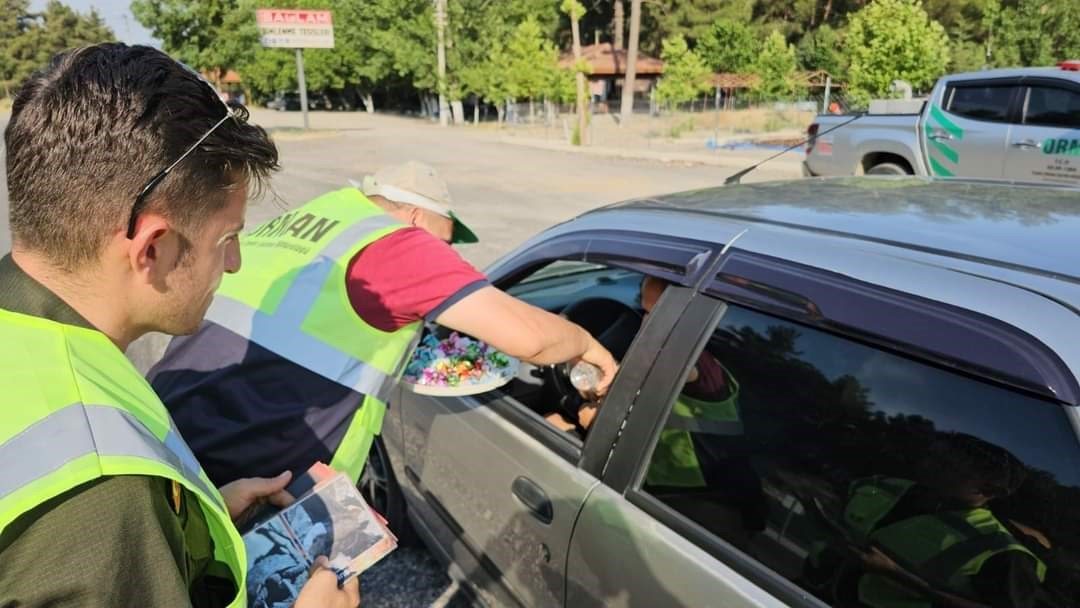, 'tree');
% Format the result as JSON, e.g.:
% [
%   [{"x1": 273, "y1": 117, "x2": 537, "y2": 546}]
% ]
[
  {"x1": 752, "y1": 30, "x2": 801, "y2": 101},
  {"x1": 846, "y1": 0, "x2": 951, "y2": 103},
  {"x1": 561, "y1": 0, "x2": 588, "y2": 145},
  {"x1": 698, "y1": 18, "x2": 759, "y2": 73},
  {"x1": 642, "y1": 0, "x2": 751, "y2": 52},
  {"x1": 132, "y1": 0, "x2": 258, "y2": 78},
  {"x1": 654, "y1": 34, "x2": 711, "y2": 108},
  {"x1": 2, "y1": 0, "x2": 114, "y2": 96},
  {"x1": 618, "y1": 0, "x2": 642, "y2": 124},
  {"x1": 797, "y1": 24, "x2": 845, "y2": 78}
]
